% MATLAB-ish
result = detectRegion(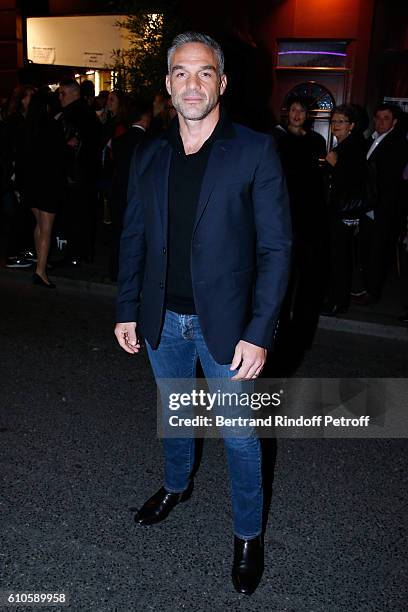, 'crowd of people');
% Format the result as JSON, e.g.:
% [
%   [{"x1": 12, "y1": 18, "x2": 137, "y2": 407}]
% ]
[
  {"x1": 0, "y1": 79, "x2": 407, "y2": 328},
  {"x1": 0, "y1": 80, "x2": 174, "y2": 285},
  {"x1": 272, "y1": 98, "x2": 408, "y2": 358}
]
